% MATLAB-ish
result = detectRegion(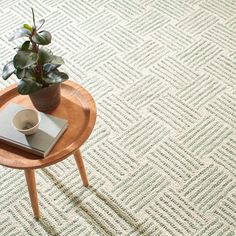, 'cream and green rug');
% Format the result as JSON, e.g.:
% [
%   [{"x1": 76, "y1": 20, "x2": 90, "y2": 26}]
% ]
[{"x1": 1, "y1": 0, "x2": 236, "y2": 235}]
